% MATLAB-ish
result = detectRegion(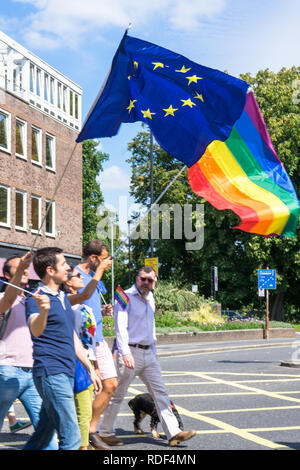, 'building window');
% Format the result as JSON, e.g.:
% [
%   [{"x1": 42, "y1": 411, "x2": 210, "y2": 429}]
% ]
[
  {"x1": 0, "y1": 109, "x2": 10, "y2": 152},
  {"x1": 31, "y1": 126, "x2": 42, "y2": 164},
  {"x1": 31, "y1": 195, "x2": 41, "y2": 232},
  {"x1": 15, "y1": 118, "x2": 27, "y2": 159},
  {"x1": 69, "y1": 90, "x2": 73, "y2": 116},
  {"x1": 30, "y1": 63, "x2": 34, "y2": 93},
  {"x1": 44, "y1": 73, "x2": 49, "y2": 101},
  {"x1": 63, "y1": 86, "x2": 67, "y2": 112},
  {"x1": 46, "y1": 133, "x2": 55, "y2": 170},
  {"x1": 75, "y1": 94, "x2": 79, "y2": 120},
  {"x1": 15, "y1": 190, "x2": 26, "y2": 230},
  {"x1": 36, "y1": 68, "x2": 41, "y2": 97},
  {"x1": 50, "y1": 77, "x2": 55, "y2": 105},
  {"x1": 57, "y1": 82, "x2": 61, "y2": 109},
  {"x1": 0, "y1": 185, "x2": 10, "y2": 227},
  {"x1": 45, "y1": 199, "x2": 55, "y2": 236}
]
